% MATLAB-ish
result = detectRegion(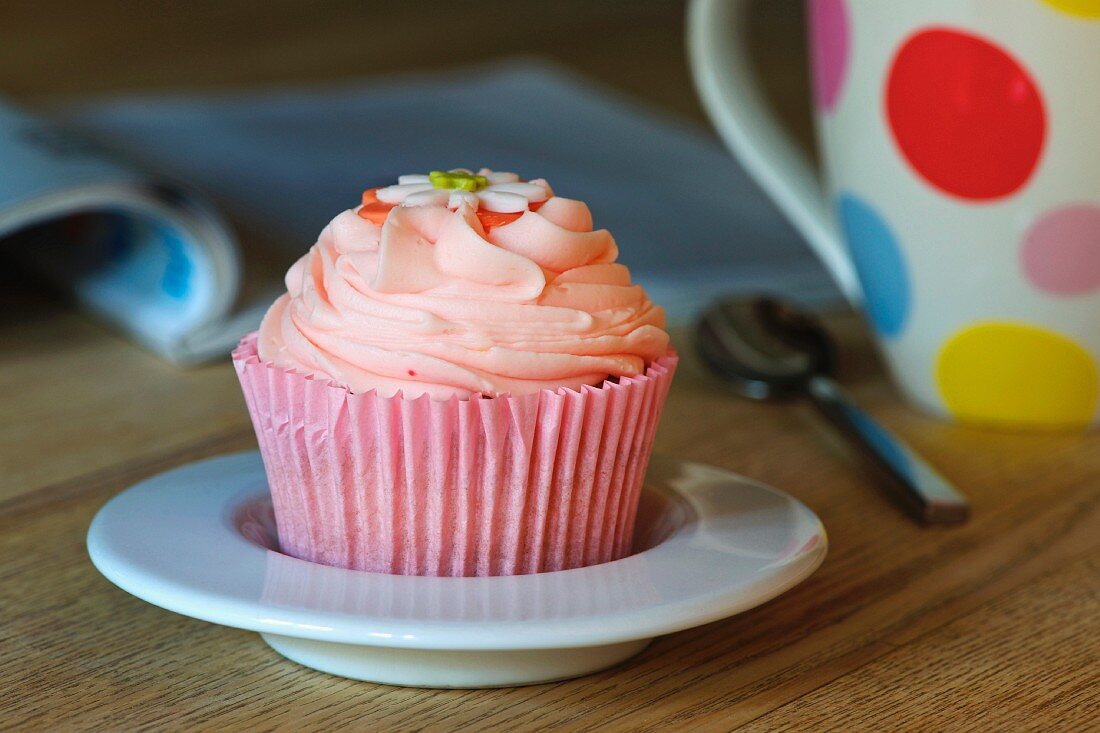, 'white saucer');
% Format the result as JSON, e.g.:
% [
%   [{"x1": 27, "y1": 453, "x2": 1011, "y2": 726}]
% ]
[{"x1": 87, "y1": 451, "x2": 826, "y2": 688}]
